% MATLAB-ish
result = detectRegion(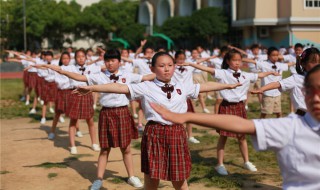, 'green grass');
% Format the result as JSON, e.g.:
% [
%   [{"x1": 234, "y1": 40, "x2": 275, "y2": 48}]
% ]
[
  {"x1": 48, "y1": 173, "x2": 58, "y2": 179},
  {"x1": 0, "y1": 170, "x2": 10, "y2": 175},
  {"x1": 108, "y1": 177, "x2": 126, "y2": 184}
]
